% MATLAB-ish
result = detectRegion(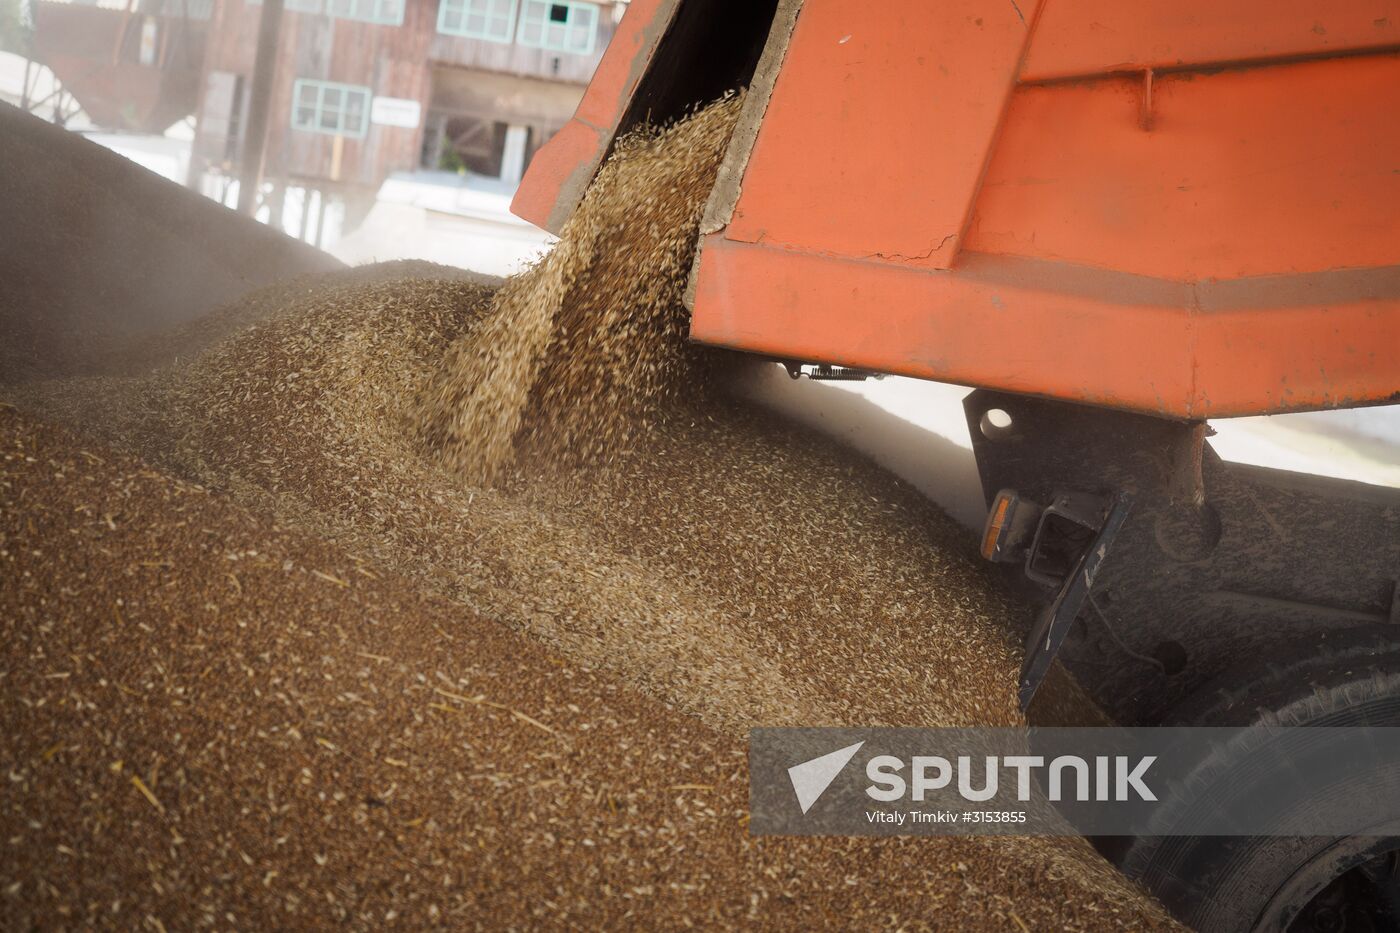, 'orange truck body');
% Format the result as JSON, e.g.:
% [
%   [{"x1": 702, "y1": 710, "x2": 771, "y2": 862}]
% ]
[{"x1": 513, "y1": 0, "x2": 1400, "y2": 420}]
